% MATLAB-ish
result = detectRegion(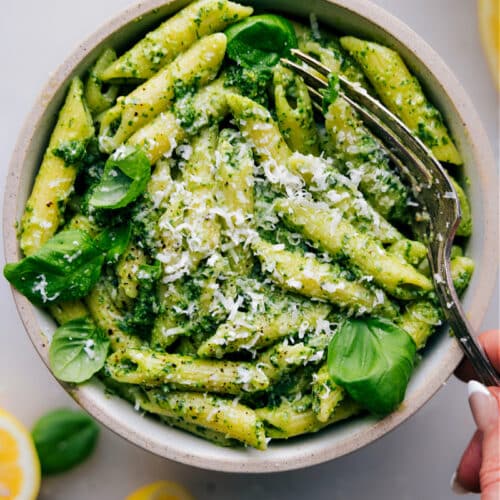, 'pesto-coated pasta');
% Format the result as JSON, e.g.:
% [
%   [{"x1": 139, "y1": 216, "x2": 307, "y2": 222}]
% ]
[
  {"x1": 127, "y1": 77, "x2": 228, "y2": 163},
  {"x1": 340, "y1": 36, "x2": 462, "y2": 165},
  {"x1": 215, "y1": 128, "x2": 256, "y2": 274},
  {"x1": 9, "y1": 0, "x2": 474, "y2": 452},
  {"x1": 324, "y1": 96, "x2": 409, "y2": 220},
  {"x1": 287, "y1": 153, "x2": 402, "y2": 243},
  {"x1": 85, "y1": 280, "x2": 143, "y2": 351},
  {"x1": 273, "y1": 65, "x2": 320, "y2": 155},
  {"x1": 311, "y1": 363, "x2": 345, "y2": 423},
  {"x1": 100, "y1": 0, "x2": 252, "y2": 81},
  {"x1": 252, "y1": 238, "x2": 397, "y2": 317},
  {"x1": 275, "y1": 197, "x2": 433, "y2": 299},
  {"x1": 20, "y1": 78, "x2": 94, "y2": 256},
  {"x1": 144, "y1": 389, "x2": 267, "y2": 449},
  {"x1": 197, "y1": 302, "x2": 331, "y2": 358},
  {"x1": 84, "y1": 48, "x2": 120, "y2": 115},
  {"x1": 256, "y1": 395, "x2": 361, "y2": 438},
  {"x1": 99, "y1": 34, "x2": 227, "y2": 153},
  {"x1": 106, "y1": 347, "x2": 269, "y2": 394}
]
